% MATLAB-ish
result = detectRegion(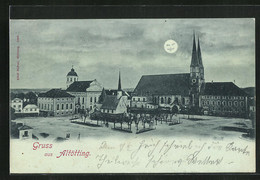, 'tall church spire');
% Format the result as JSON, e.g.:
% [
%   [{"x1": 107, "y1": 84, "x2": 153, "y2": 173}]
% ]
[
  {"x1": 190, "y1": 32, "x2": 199, "y2": 67},
  {"x1": 117, "y1": 71, "x2": 123, "y2": 99},
  {"x1": 118, "y1": 71, "x2": 122, "y2": 91},
  {"x1": 197, "y1": 37, "x2": 203, "y2": 67}
]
